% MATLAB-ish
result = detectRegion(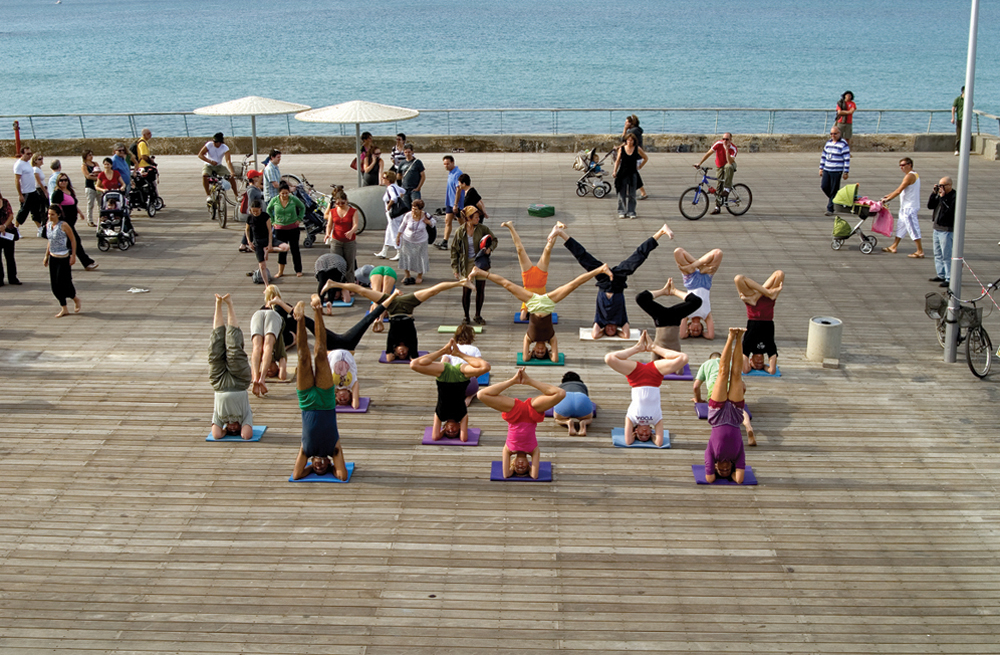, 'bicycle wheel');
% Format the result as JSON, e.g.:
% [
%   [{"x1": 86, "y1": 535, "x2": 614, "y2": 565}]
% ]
[
  {"x1": 219, "y1": 196, "x2": 228, "y2": 229},
  {"x1": 966, "y1": 326, "x2": 993, "y2": 378},
  {"x1": 229, "y1": 176, "x2": 245, "y2": 203},
  {"x1": 281, "y1": 174, "x2": 302, "y2": 189},
  {"x1": 679, "y1": 186, "x2": 709, "y2": 220},
  {"x1": 209, "y1": 195, "x2": 217, "y2": 221},
  {"x1": 725, "y1": 184, "x2": 752, "y2": 216},
  {"x1": 350, "y1": 202, "x2": 367, "y2": 236}
]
